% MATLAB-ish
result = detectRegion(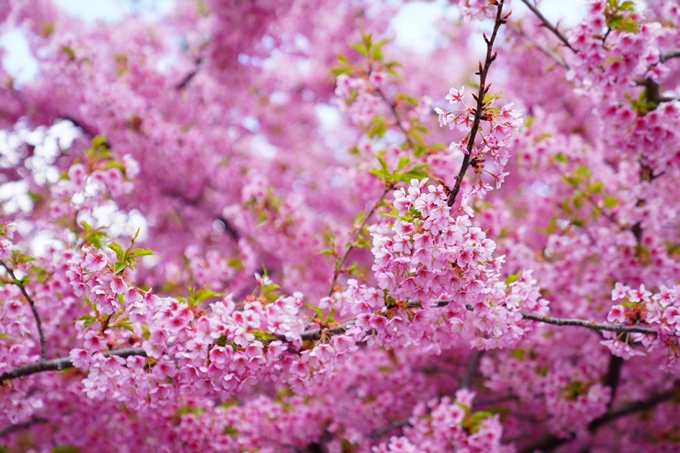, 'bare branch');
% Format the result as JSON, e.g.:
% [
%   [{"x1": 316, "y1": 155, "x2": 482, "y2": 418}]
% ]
[
  {"x1": 375, "y1": 88, "x2": 417, "y2": 151},
  {"x1": 461, "y1": 349, "x2": 483, "y2": 388},
  {"x1": 519, "y1": 0, "x2": 577, "y2": 53},
  {"x1": 660, "y1": 49, "x2": 680, "y2": 63},
  {"x1": 1, "y1": 260, "x2": 48, "y2": 360},
  {"x1": 513, "y1": 26, "x2": 569, "y2": 69},
  {"x1": 602, "y1": 355, "x2": 624, "y2": 410}
]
